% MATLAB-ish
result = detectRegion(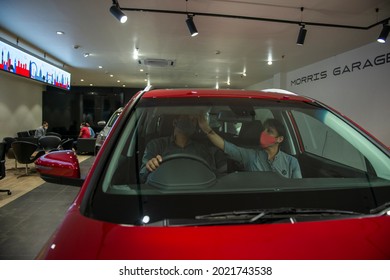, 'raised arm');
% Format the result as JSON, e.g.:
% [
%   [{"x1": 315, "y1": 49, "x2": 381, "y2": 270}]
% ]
[{"x1": 197, "y1": 115, "x2": 225, "y2": 151}]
